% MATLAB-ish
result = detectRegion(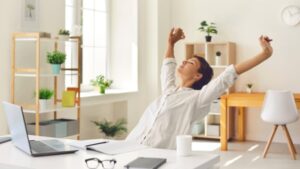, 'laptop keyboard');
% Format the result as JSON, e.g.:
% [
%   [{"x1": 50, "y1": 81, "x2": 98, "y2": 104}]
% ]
[{"x1": 30, "y1": 140, "x2": 57, "y2": 153}]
